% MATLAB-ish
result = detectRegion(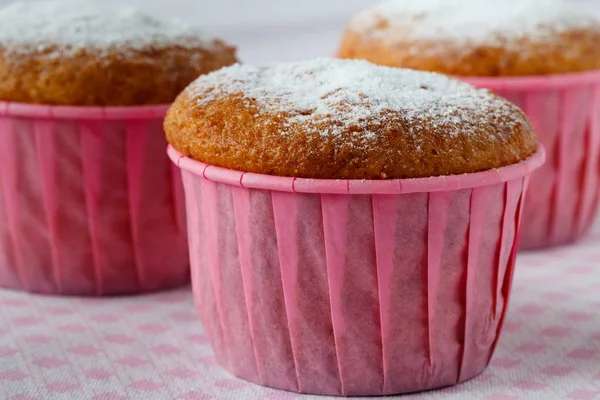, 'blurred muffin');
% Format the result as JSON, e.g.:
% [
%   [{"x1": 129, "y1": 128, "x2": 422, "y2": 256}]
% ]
[
  {"x1": 0, "y1": 0, "x2": 240, "y2": 295},
  {"x1": 166, "y1": 58, "x2": 536, "y2": 179},
  {"x1": 338, "y1": 0, "x2": 600, "y2": 76},
  {"x1": 339, "y1": 0, "x2": 600, "y2": 250},
  {"x1": 0, "y1": 0, "x2": 237, "y2": 105}
]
